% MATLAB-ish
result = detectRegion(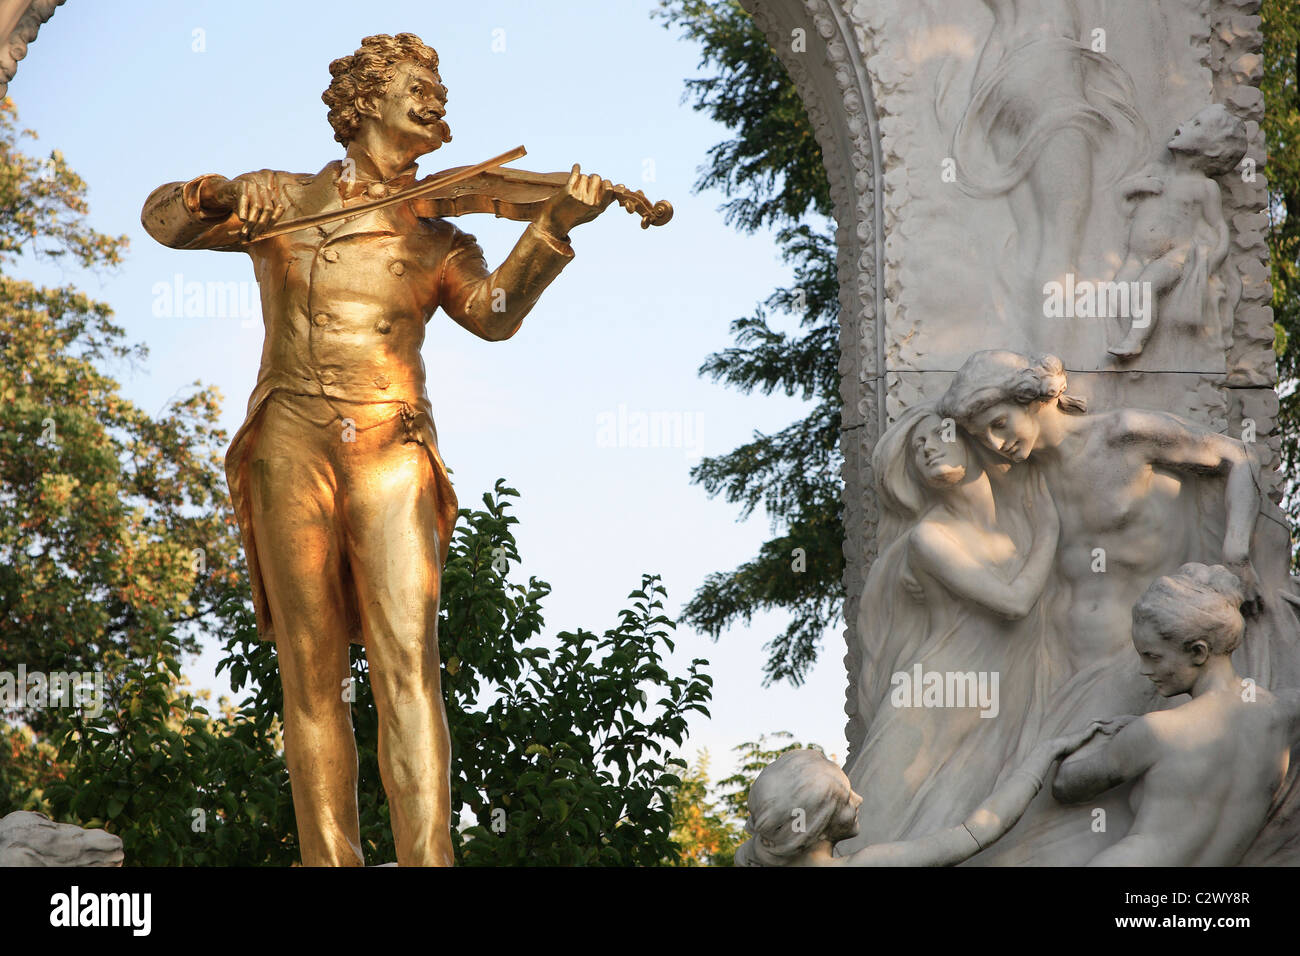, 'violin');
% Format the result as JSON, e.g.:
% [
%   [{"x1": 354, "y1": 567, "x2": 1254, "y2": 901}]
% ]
[{"x1": 254, "y1": 145, "x2": 672, "y2": 242}]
